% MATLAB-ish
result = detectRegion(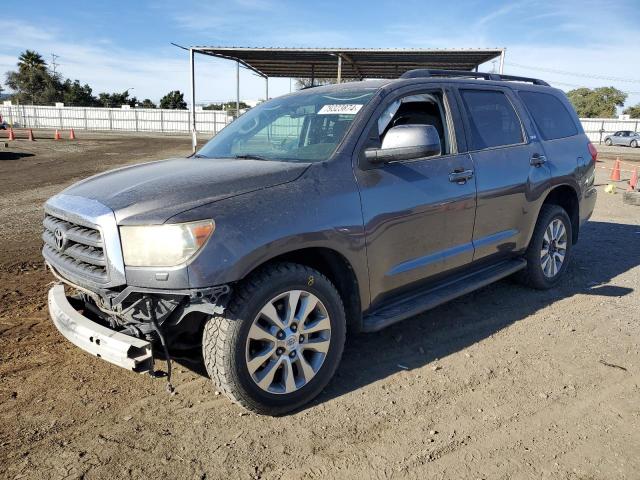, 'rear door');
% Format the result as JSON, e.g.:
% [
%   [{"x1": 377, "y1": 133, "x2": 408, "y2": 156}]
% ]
[{"x1": 454, "y1": 86, "x2": 550, "y2": 261}]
